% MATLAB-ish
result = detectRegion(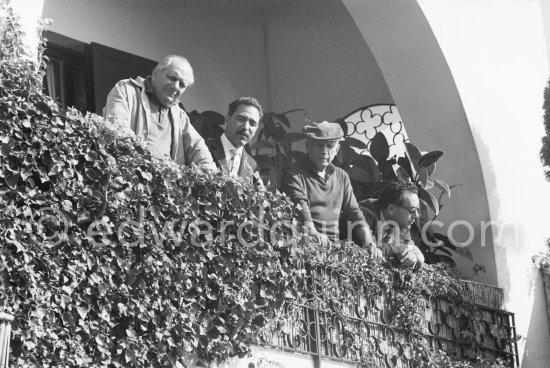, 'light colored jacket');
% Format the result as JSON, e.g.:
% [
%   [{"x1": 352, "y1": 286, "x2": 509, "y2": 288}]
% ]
[
  {"x1": 103, "y1": 77, "x2": 216, "y2": 170},
  {"x1": 206, "y1": 135, "x2": 258, "y2": 181}
]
